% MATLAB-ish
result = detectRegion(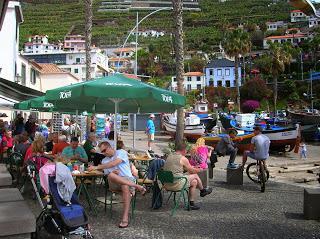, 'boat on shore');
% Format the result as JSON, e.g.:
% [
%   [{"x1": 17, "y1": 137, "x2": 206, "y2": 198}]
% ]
[
  {"x1": 287, "y1": 109, "x2": 320, "y2": 125},
  {"x1": 219, "y1": 113, "x2": 299, "y2": 152},
  {"x1": 287, "y1": 109, "x2": 320, "y2": 141},
  {"x1": 202, "y1": 132, "x2": 255, "y2": 153},
  {"x1": 187, "y1": 101, "x2": 217, "y2": 132},
  {"x1": 162, "y1": 114, "x2": 205, "y2": 141}
]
